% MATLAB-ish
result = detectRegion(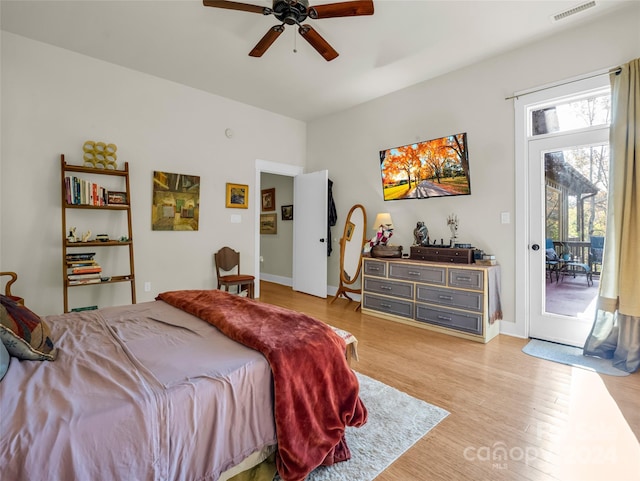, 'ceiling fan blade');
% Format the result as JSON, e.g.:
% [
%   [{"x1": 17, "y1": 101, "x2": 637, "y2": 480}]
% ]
[
  {"x1": 298, "y1": 24, "x2": 338, "y2": 61},
  {"x1": 249, "y1": 25, "x2": 285, "y2": 57},
  {"x1": 202, "y1": 0, "x2": 271, "y2": 15},
  {"x1": 308, "y1": 0, "x2": 374, "y2": 19}
]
